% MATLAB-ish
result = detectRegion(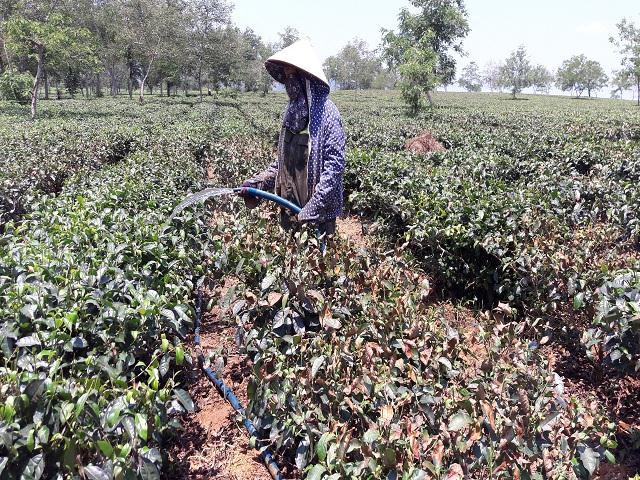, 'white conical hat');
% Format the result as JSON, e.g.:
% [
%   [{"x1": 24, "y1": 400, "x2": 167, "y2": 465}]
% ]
[{"x1": 265, "y1": 38, "x2": 329, "y2": 86}]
